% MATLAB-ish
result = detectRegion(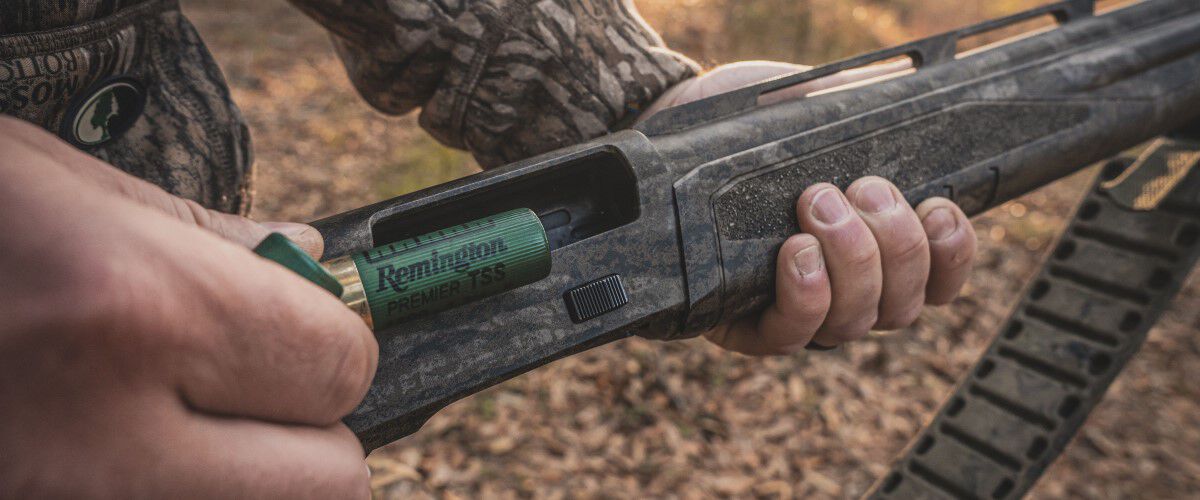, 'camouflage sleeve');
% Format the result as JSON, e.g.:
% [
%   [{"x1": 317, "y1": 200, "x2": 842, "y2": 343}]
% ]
[{"x1": 285, "y1": 0, "x2": 699, "y2": 168}]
